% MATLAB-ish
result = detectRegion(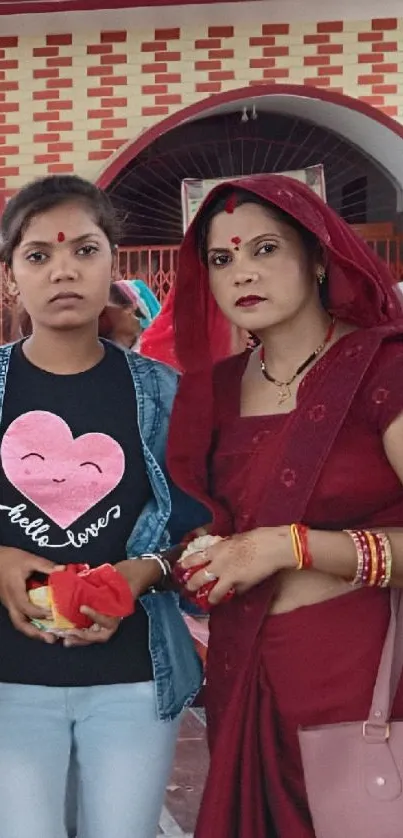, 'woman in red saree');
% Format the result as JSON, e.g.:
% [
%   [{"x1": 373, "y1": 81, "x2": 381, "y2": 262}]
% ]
[{"x1": 164, "y1": 175, "x2": 403, "y2": 837}]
